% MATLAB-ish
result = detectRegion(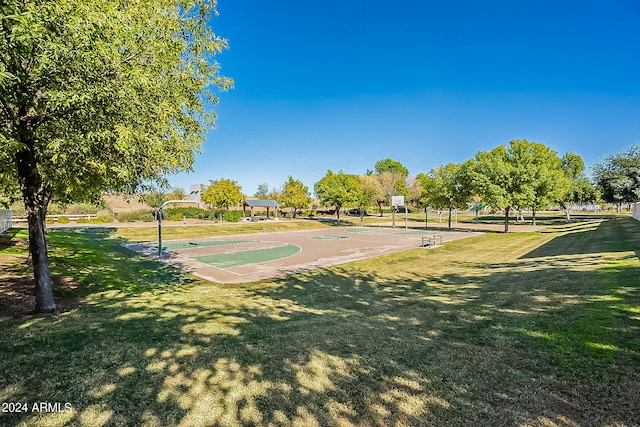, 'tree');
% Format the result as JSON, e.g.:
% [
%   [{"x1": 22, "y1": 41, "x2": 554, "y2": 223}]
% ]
[
  {"x1": 374, "y1": 158, "x2": 409, "y2": 209},
  {"x1": 359, "y1": 174, "x2": 384, "y2": 217},
  {"x1": 557, "y1": 152, "x2": 592, "y2": 220},
  {"x1": 314, "y1": 170, "x2": 362, "y2": 221},
  {"x1": 356, "y1": 175, "x2": 379, "y2": 225},
  {"x1": 473, "y1": 141, "x2": 537, "y2": 232},
  {"x1": 421, "y1": 161, "x2": 474, "y2": 229},
  {"x1": 375, "y1": 158, "x2": 409, "y2": 177},
  {"x1": 279, "y1": 176, "x2": 310, "y2": 218},
  {"x1": 415, "y1": 172, "x2": 435, "y2": 227},
  {"x1": 407, "y1": 175, "x2": 423, "y2": 208},
  {"x1": 254, "y1": 183, "x2": 271, "y2": 199},
  {"x1": 202, "y1": 178, "x2": 243, "y2": 211},
  {"x1": 169, "y1": 186, "x2": 187, "y2": 201},
  {"x1": 139, "y1": 188, "x2": 169, "y2": 219},
  {"x1": 526, "y1": 143, "x2": 566, "y2": 225},
  {"x1": 594, "y1": 144, "x2": 640, "y2": 210},
  {"x1": 1, "y1": 0, "x2": 231, "y2": 312},
  {"x1": 0, "y1": 172, "x2": 19, "y2": 208}
]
